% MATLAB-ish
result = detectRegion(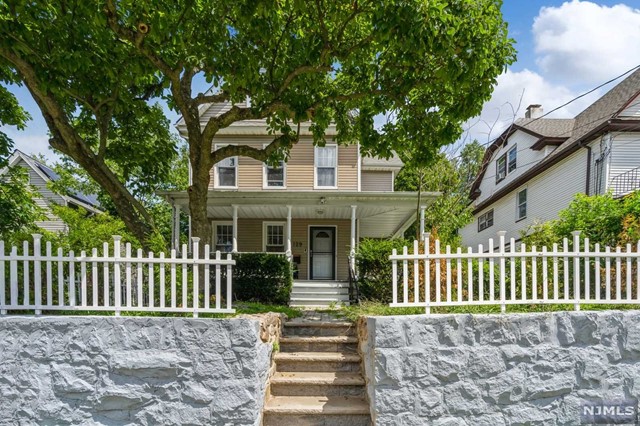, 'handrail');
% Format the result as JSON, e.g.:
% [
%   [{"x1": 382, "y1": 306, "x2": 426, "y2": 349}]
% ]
[{"x1": 347, "y1": 255, "x2": 360, "y2": 304}]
